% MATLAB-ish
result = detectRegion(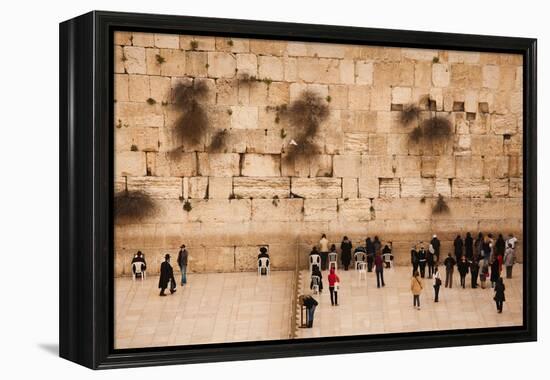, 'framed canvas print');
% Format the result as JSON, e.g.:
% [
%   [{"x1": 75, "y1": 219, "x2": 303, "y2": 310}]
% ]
[{"x1": 59, "y1": 11, "x2": 537, "y2": 369}]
